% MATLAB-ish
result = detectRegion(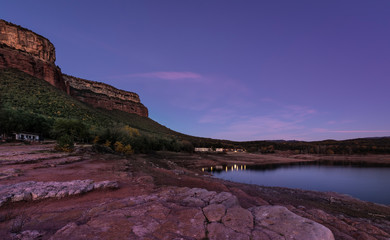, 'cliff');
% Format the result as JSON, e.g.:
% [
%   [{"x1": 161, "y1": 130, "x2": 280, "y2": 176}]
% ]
[
  {"x1": 63, "y1": 75, "x2": 148, "y2": 117},
  {"x1": 0, "y1": 19, "x2": 148, "y2": 117},
  {"x1": 0, "y1": 20, "x2": 65, "y2": 91},
  {"x1": 0, "y1": 20, "x2": 55, "y2": 62}
]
